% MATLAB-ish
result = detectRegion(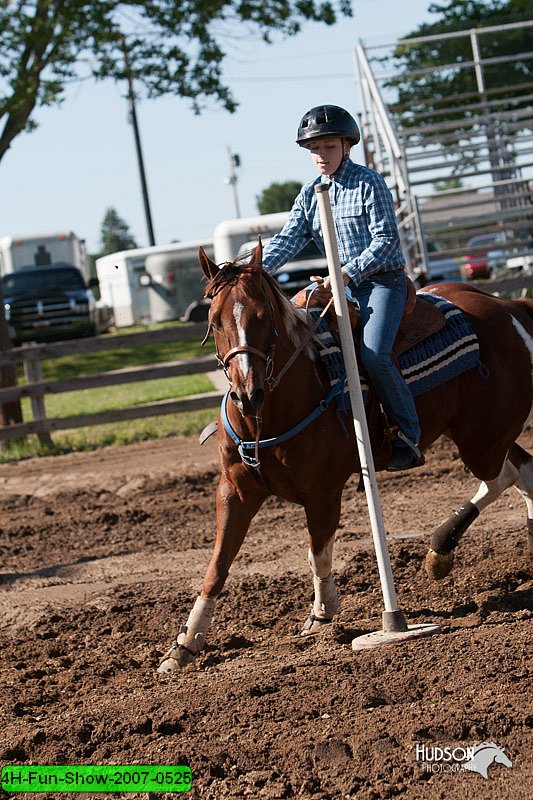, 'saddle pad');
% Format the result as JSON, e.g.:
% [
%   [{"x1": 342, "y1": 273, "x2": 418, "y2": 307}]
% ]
[
  {"x1": 393, "y1": 294, "x2": 446, "y2": 358},
  {"x1": 307, "y1": 308, "x2": 351, "y2": 413},
  {"x1": 397, "y1": 292, "x2": 480, "y2": 397},
  {"x1": 307, "y1": 291, "x2": 479, "y2": 403}
]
